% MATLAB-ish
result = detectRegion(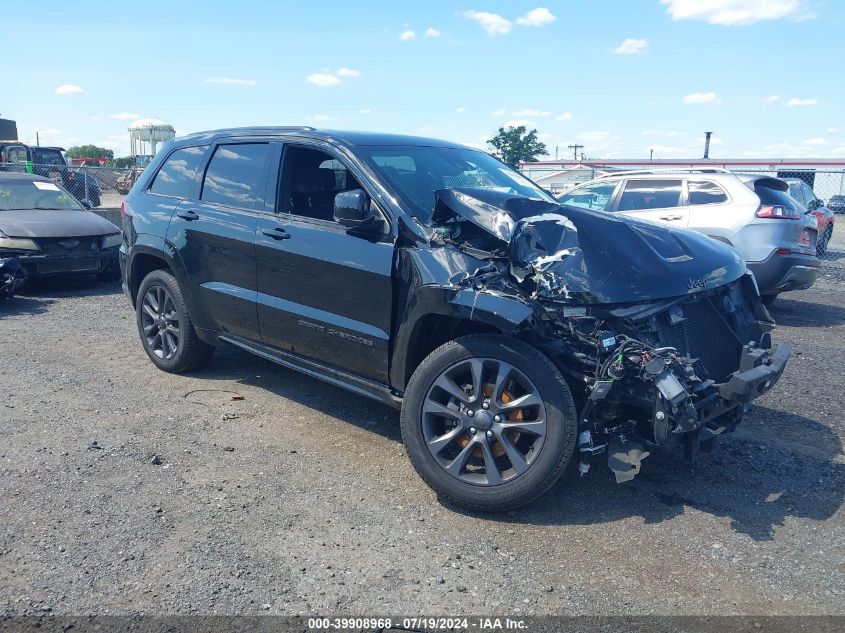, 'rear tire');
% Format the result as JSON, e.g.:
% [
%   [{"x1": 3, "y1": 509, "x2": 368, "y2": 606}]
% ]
[
  {"x1": 817, "y1": 225, "x2": 832, "y2": 256},
  {"x1": 136, "y1": 269, "x2": 214, "y2": 373},
  {"x1": 400, "y1": 334, "x2": 577, "y2": 511}
]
